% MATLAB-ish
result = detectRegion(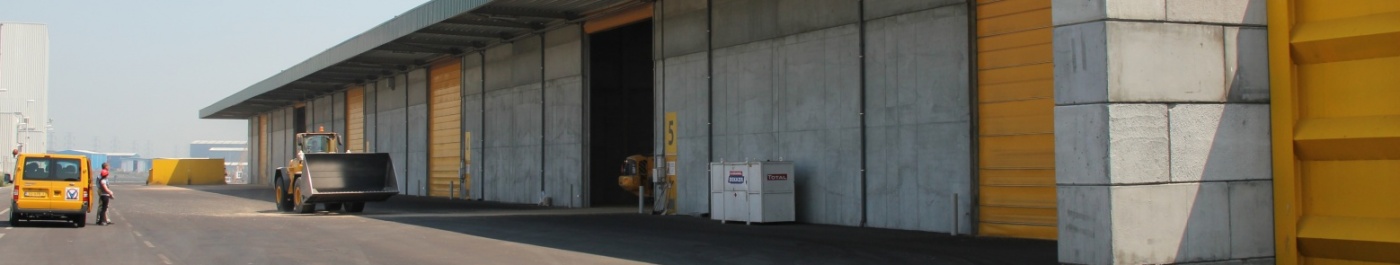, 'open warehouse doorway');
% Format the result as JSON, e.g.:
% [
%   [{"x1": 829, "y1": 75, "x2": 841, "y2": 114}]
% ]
[{"x1": 587, "y1": 19, "x2": 654, "y2": 206}]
